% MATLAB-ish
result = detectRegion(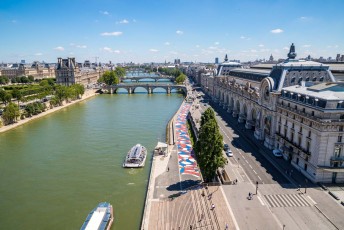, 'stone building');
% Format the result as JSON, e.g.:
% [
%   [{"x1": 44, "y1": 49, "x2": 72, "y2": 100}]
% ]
[
  {"x1": 55, "y1": 57, "x2": 103, "y2": 86},
  {"x1": 0, "y1": 62, "x2": 55, "y2": 79},
  {"x1": 197, "y1": 44, "x2": 344, "y2": 183}
]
